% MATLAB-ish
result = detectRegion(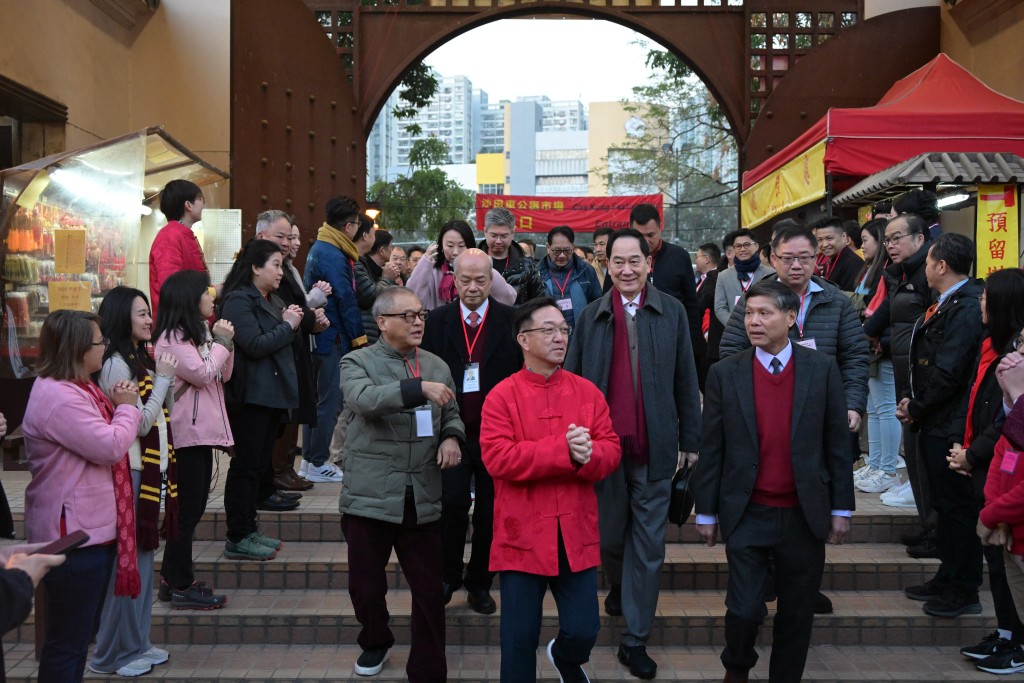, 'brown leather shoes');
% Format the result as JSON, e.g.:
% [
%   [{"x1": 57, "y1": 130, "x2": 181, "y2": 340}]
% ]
[
  {"x1": 274, "y1": 469, "x2": 313, "y2": 491},
  {"x1": 723, "y1": 669, "x2": 749, "y2": 683}
]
